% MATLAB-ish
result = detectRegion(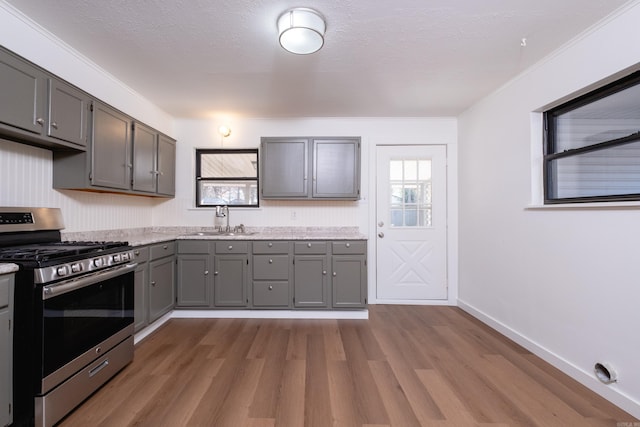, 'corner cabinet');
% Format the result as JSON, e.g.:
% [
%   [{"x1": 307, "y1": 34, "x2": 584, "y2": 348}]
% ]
[
  {"x1": 52, "y1": 104, "x2": 176, "y2": 197},
  {"x1": 261, "y1": 137, "x2": 361, "y2": 200},
  {"x1": 0, "y1": 47, "x2": 89, "y2": 150}
]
